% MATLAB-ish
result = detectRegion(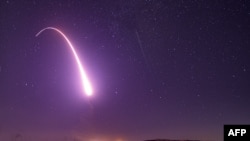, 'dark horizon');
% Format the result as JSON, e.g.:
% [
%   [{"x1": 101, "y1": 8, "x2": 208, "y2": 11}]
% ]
[{"x1": 0, "y1": 133, "x2": 209, "y2": 141}]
